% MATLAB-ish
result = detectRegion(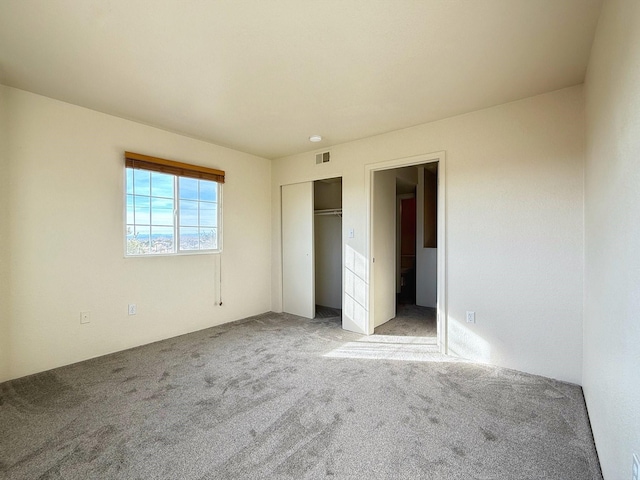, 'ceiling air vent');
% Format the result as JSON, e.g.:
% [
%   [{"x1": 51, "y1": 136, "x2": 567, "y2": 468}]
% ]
[{"x1": 315, "y1": 151, "x2": 330, "y2": 165}]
